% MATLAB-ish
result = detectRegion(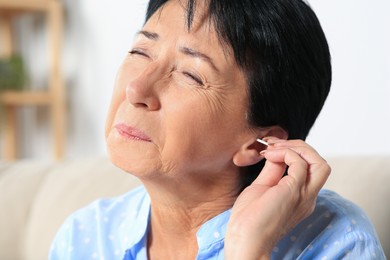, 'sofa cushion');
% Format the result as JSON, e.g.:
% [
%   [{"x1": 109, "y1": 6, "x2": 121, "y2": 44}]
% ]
[
  {"x1": 325, "y1": 156, "x2": 390, "y2": 258},
  {"x1": 23, "y1": 157, "x2": 140, "y2": 260},
  {"x1": 0, "y1": 161, "x2": 52, "y2": 260}
]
